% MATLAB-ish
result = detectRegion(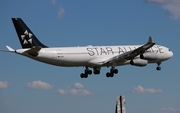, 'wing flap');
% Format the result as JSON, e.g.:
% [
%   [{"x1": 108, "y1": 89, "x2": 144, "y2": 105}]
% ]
[{"x1": 88, "y1": 56, "x2": 114, "y2": 66}]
